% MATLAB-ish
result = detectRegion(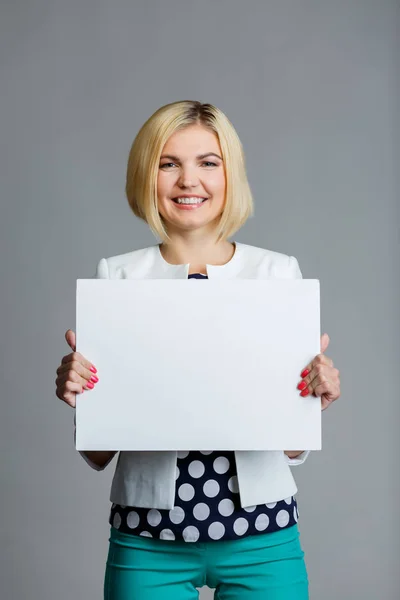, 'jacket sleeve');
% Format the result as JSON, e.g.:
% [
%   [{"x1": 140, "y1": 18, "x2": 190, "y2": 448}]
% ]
[
  {"x1": 287, "y1": 255, "x2": 303, "y2": 279},
  {"x1": 284, "y1": 254, "x2": 311, "y2": 467},
  {"x1": 75, "y1": 257, "x2": 115, "y2": 471},
  {"x1": 284, "y1": 450, "x2": 310, "y2": 466}
]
